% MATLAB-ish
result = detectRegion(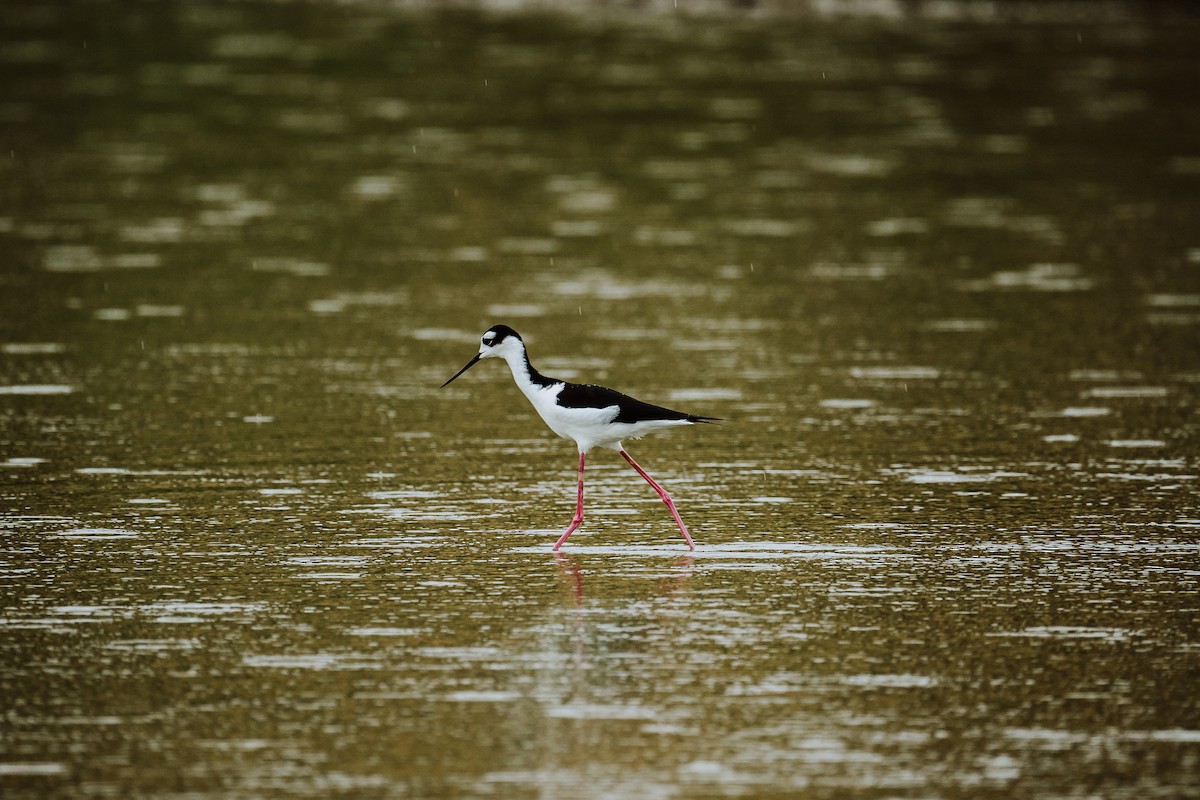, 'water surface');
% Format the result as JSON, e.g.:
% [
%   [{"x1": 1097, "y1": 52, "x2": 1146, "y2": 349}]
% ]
[{"x1": 2, "y1": 1, "x2": 1199, "y2": 797}]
